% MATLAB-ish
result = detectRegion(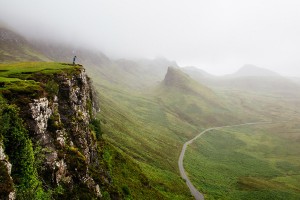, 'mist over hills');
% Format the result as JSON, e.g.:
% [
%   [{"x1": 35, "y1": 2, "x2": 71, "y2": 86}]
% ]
[
  {"x1": 1, "y1": 25, "x2": 300, "y2": 200},
  {"x1": 162, "y1": 67, "x2": 216, "y2": 99},
  {"x1": 232, "y1": 64, "x2": 280, "y2": 77},
  {"x1": 183, "y1": 64, "x2": 300, "y2": 97},
  {"x1": 0, "y1": 27, "x2": 49, "y2": 62},
  {"x1": 155, "y1": 67, "x2": 237, "y2": 126},
  {"x1": 1, "y1": 25, "x2": 299, "y2": 94}
]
